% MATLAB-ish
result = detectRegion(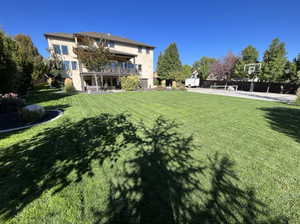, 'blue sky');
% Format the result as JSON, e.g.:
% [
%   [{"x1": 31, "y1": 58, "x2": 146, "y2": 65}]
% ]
[{"x1": 1, "y1": 0, "x2": 299, "y2": 67}]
